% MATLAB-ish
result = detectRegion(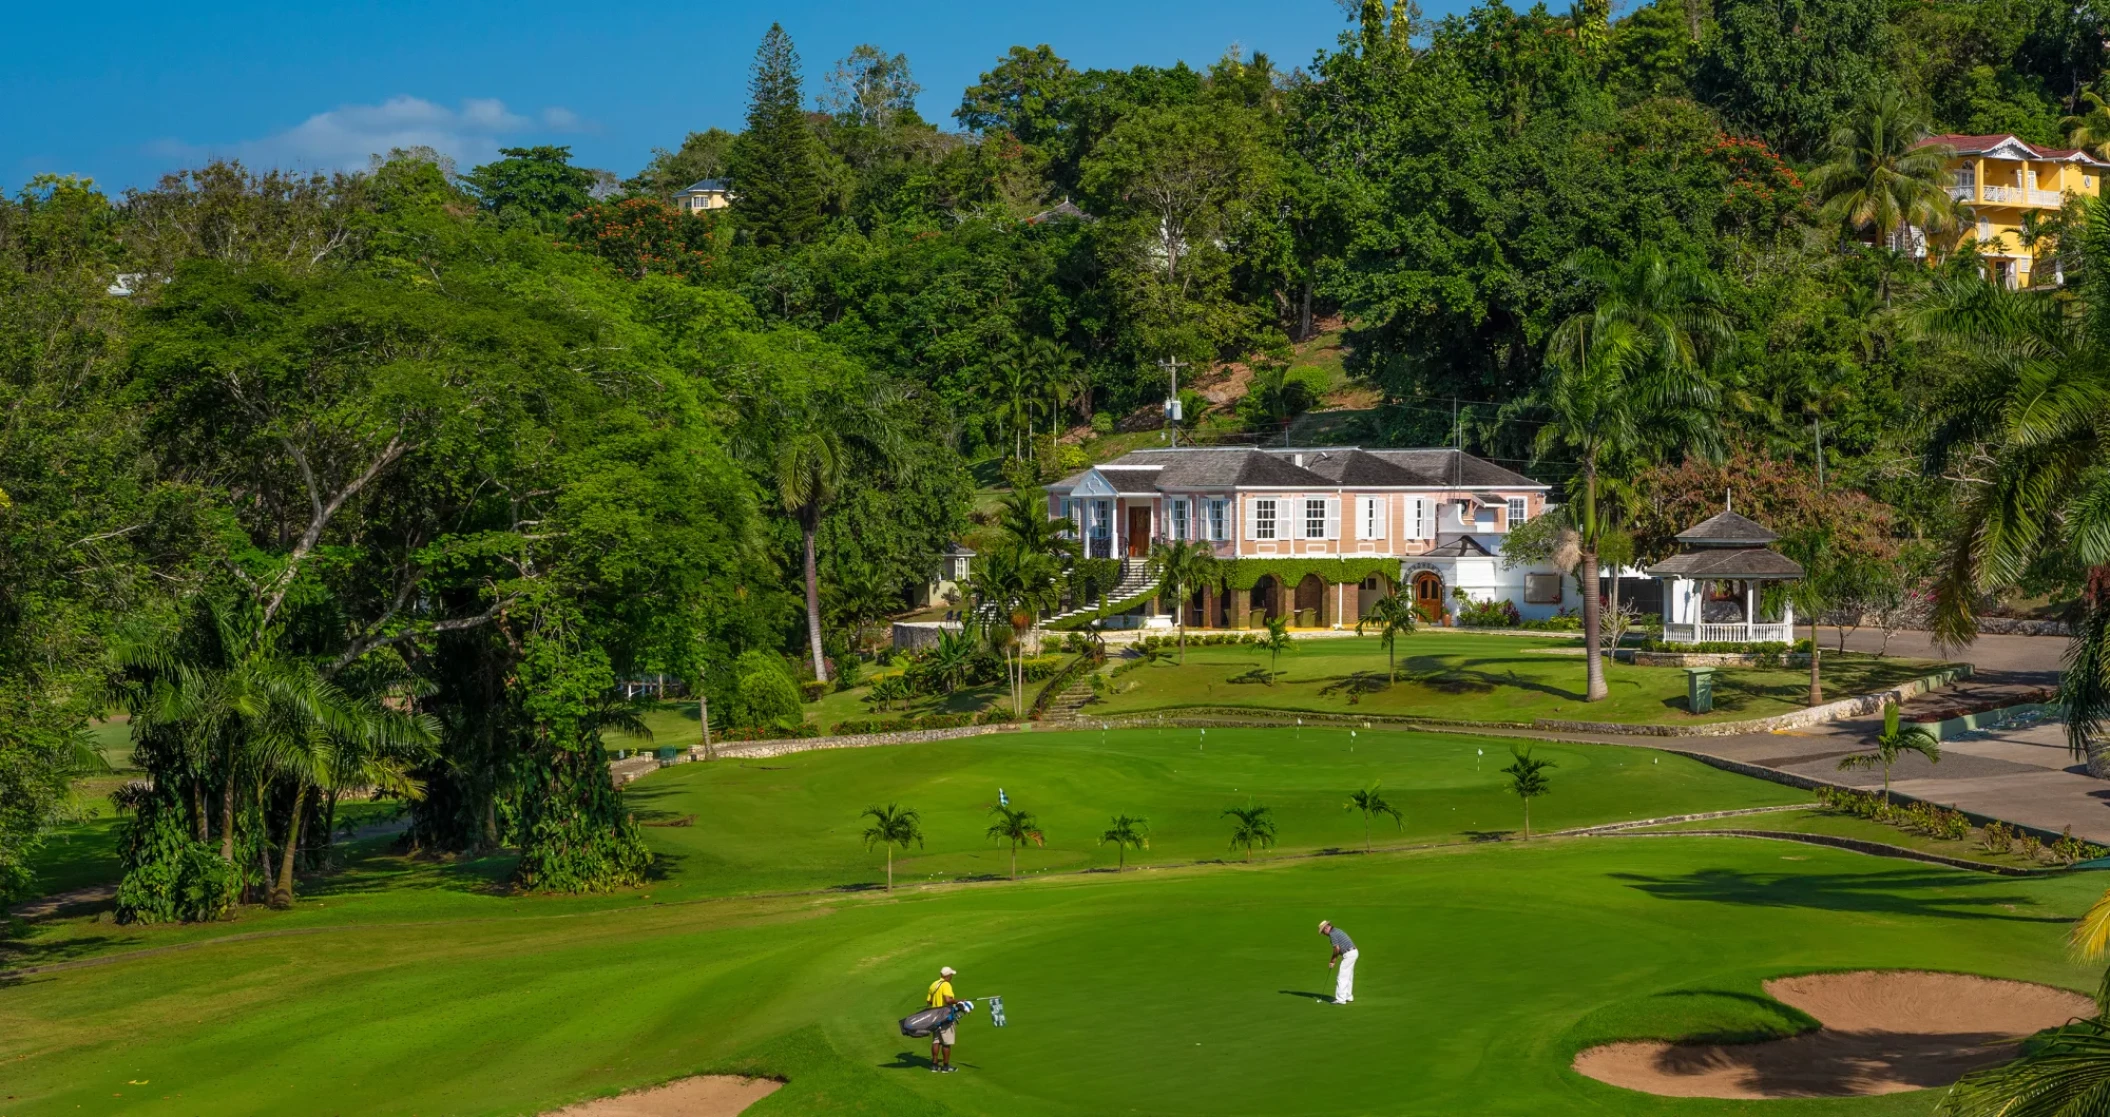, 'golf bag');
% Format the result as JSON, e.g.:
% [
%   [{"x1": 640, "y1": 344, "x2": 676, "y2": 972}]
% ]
[{"x1": 900, "y1": 999, "x2": 973, "y2": 1038}]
